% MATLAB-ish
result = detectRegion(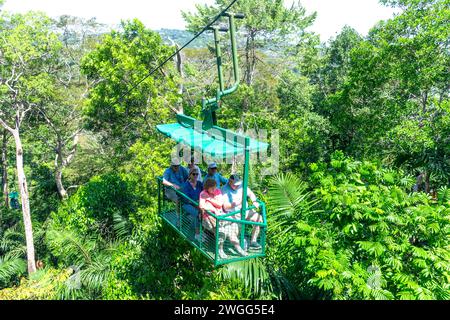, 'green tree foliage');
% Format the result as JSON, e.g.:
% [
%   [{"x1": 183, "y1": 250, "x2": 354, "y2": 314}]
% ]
[
  {"x1": 81, "y1": 19, "x2": 179, "y2": 156},
  {"x1": 45, "y1": 228, "x2": 117, "y2": 299},
  {"x1": 276, "y1": 71, "x2": 332, "y2": 170},
  {"x1": 320, "y1": 0, "x2": 449, "y2": 171},
  {"x1": 183, "y1": 0, "x2": 316, "y2": 85},
  {"x1": 0, "y1": 208, "x2": 26, "y2": 288},
  {"x1": 50, "y1": 173, "x2": 138, "y2": 239},
  {"x1": 0, "y1": 268, "x2": 72, "y2": 300},
  {"x1": 0, "y1": 11, "x2": 67, "y2": 274},
  {"x1": 268, "y1": 152, "x2": 450, "y2": 299},
  {"x1": 0, "y1": 0, "x2": 449, "y2": 301}
]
